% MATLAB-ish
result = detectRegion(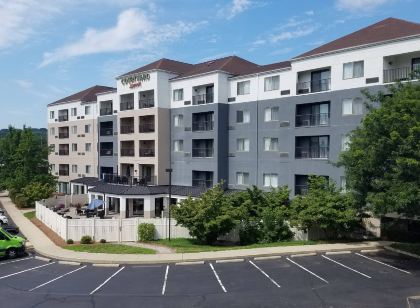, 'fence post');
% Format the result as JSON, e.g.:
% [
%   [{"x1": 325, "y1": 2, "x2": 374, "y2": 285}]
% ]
[
  {"x1": 64, "y1": 218, "x2": 68, "y2": 241},
  {"x1": 118, "y1": 218, "x2": 122, "y2": 243},
  {"x1": 92, "y1": 217, "x2": 96, "y2": 241}
]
